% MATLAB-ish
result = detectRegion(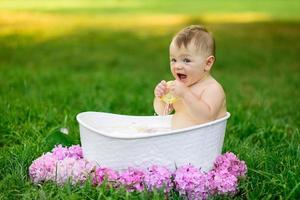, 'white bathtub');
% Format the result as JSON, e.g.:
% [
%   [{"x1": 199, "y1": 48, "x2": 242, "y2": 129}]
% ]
[{"x1": 76, "y1": 112, "x2": 230, "y2": 172}]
